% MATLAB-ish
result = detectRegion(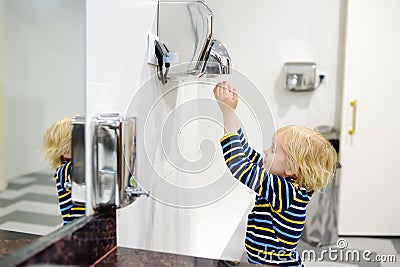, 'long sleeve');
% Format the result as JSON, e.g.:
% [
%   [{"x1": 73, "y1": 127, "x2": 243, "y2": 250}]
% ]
[
  {"x1": 220, "y1": 132, "x2": 295, "y2": 212},
  {"x1": 54, "y1": 160, "x2": 85, "y2": 224},
  {"x1": 54, "y1": 161, "x2": 73, "y2": 223},
  {"x1": 237, "y1": 127, "x2": 262, "y2": 166}
]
